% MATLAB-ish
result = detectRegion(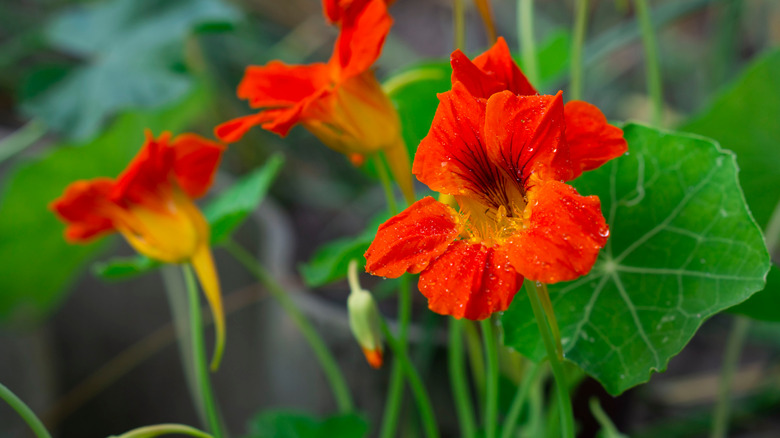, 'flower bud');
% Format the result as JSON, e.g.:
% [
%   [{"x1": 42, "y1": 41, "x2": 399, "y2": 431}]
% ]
[{"x1": 347, "y1": 260, "x2": 384, "y2": 368}]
